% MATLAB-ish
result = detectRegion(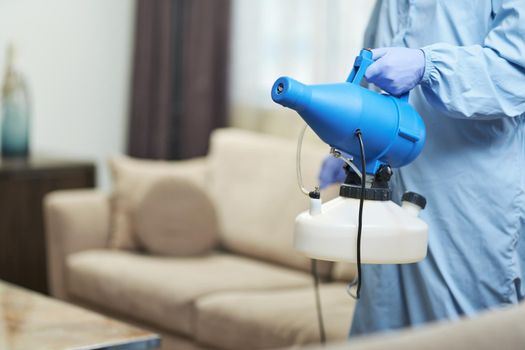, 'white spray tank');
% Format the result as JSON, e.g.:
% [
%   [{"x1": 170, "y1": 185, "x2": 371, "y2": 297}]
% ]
[
  {"x1": 271, "y1": 49, "x2": 428, "y2": 264},
  {"x1": 297, "y1": 188, "x2": 427, "y2": 263}
]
